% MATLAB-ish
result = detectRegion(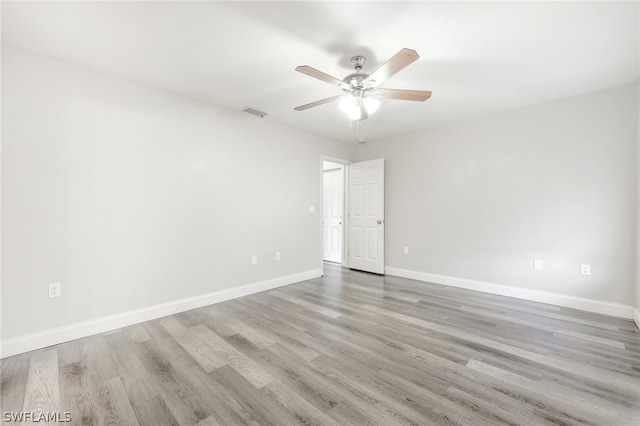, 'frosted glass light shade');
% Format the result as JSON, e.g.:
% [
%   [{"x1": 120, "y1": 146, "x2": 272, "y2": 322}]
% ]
[
  {"x1": 347, "y1": 107, "x2": 362, "y2": 121},
  {"x1": 363, "y1": 97, "x2": 380, "y2": 114},
  {"x1": 339, "y1": 95, "x2": 380, "y2": 120},
  {"x1": 339, "y1": 97, "x2": 358, "y2": 113}
]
